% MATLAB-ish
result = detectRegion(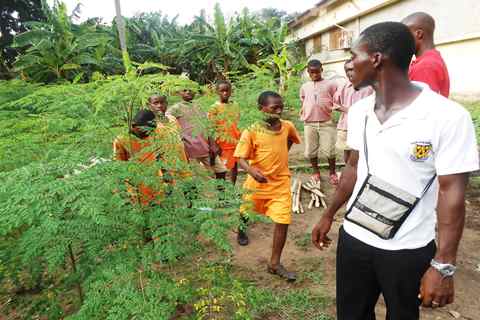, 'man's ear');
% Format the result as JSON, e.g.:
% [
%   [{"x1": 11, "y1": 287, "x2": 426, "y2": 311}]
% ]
[
  {"x1": 371, "y1": 52, "x2": 383, "y2": 69},
  {"x1": 416, "y1": 29, "x2": 424, "y2": 40}
]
